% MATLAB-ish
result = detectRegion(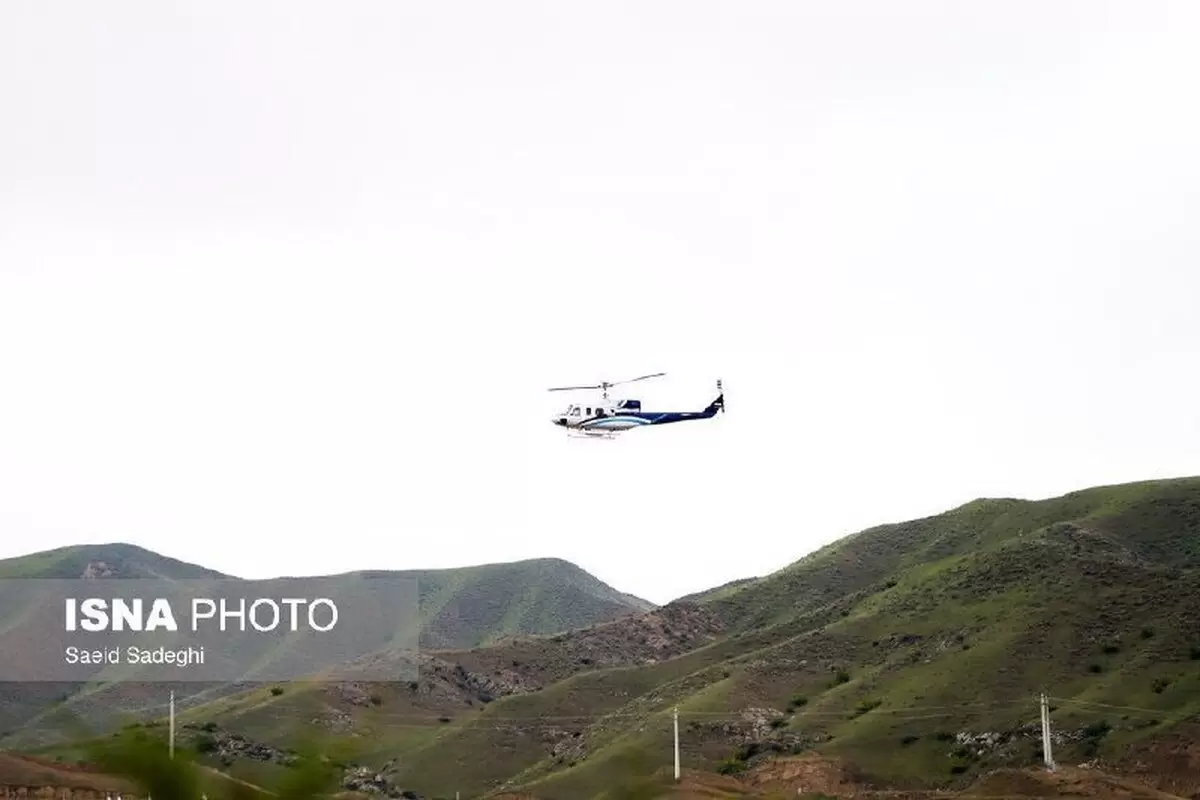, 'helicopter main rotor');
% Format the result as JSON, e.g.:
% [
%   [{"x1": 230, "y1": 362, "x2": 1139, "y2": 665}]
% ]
[{"x1": 547, "y1": 372, "x2": 666, "y2": 399}]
